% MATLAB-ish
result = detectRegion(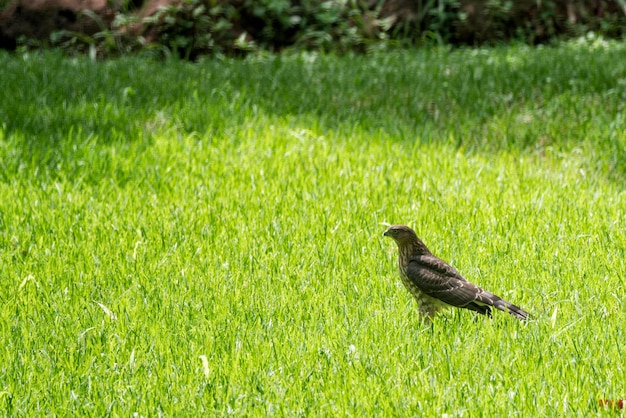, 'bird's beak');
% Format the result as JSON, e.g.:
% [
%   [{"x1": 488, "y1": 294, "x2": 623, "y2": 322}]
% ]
[{"x1": 382, "y1": 229, "x2": 390, "y2": 237}]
